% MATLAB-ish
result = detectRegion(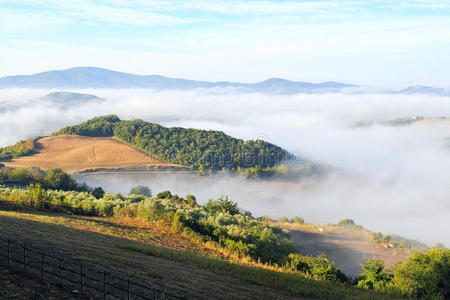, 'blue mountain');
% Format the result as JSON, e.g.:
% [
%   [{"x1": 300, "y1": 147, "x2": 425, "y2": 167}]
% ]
[{"x1": 0, "y1": 67, "x2": 357, "y2": 94}]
